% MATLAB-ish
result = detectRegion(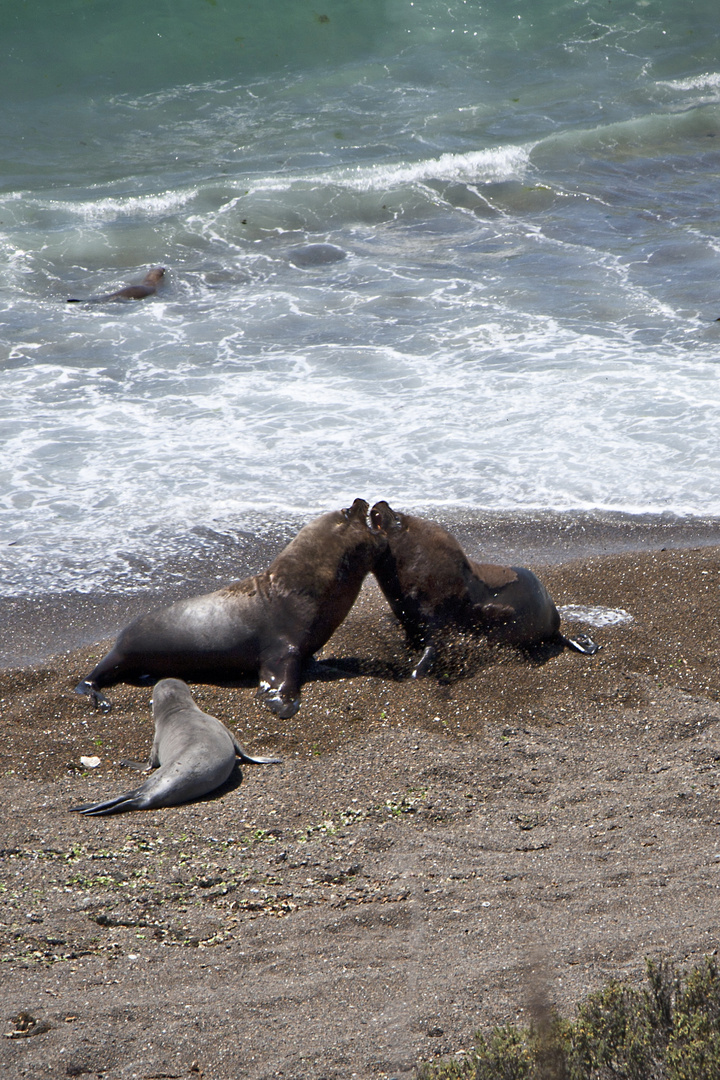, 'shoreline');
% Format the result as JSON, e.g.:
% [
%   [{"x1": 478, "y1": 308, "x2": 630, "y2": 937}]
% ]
[
  {"x1": 2, "y1": 541, "x2": 720, "y2": 1078},
  {"x1": 3, "y1": 507, "x2": 720, "y2": 670}
]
